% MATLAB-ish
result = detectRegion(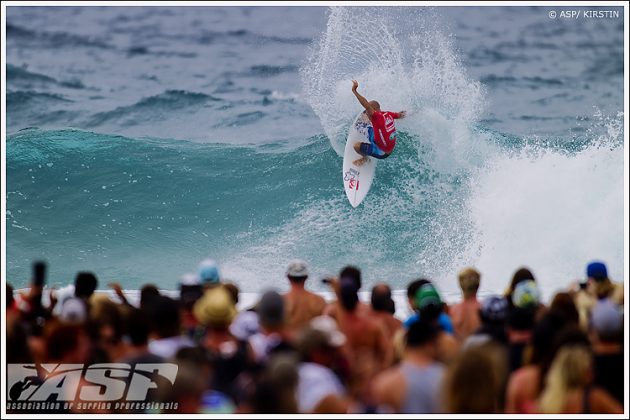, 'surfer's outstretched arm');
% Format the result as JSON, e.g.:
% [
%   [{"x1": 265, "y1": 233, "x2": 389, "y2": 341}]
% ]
[{"x1": 351, "y1": 80, "x2": 375, "y2": 118}]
